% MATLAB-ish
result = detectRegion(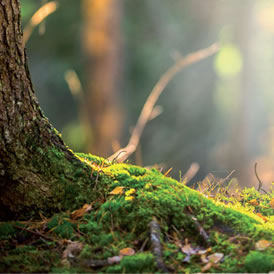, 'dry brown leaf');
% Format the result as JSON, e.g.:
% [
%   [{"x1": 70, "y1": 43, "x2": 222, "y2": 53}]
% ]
[
  {"x1": 71, "y1": 204, "x2": 92, "y2": 220},
  {"x1": 181, "y1": 244, "x2": 196, "y2": 256},
  {"x1": 201, "y1": 254, "x2": 209, "y2": 263},
  {"x1": 119, "y1": 247, "x2": 135, "y2": 256},
  {"x1": 255, "y1": 239, "x2": 271, "y2": 251},
  {"x1": 198, "y1": 247, "x2": 212, "y2": 255},
  {"x1": 62, "y1": 241, "x2": 83, "y2": 259},
  {"x1": 207, "y1": 252, "x2": 224, "y2": 264},
  {"x1": 270, "y1": 198, "x2": 274, "y2": 209},
  {"x1": 201, "y1": 262, "x2": 212, "y2": 272},
  {"x1": 109, "y1": 186, "x2": 125, "y2": 195}
]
